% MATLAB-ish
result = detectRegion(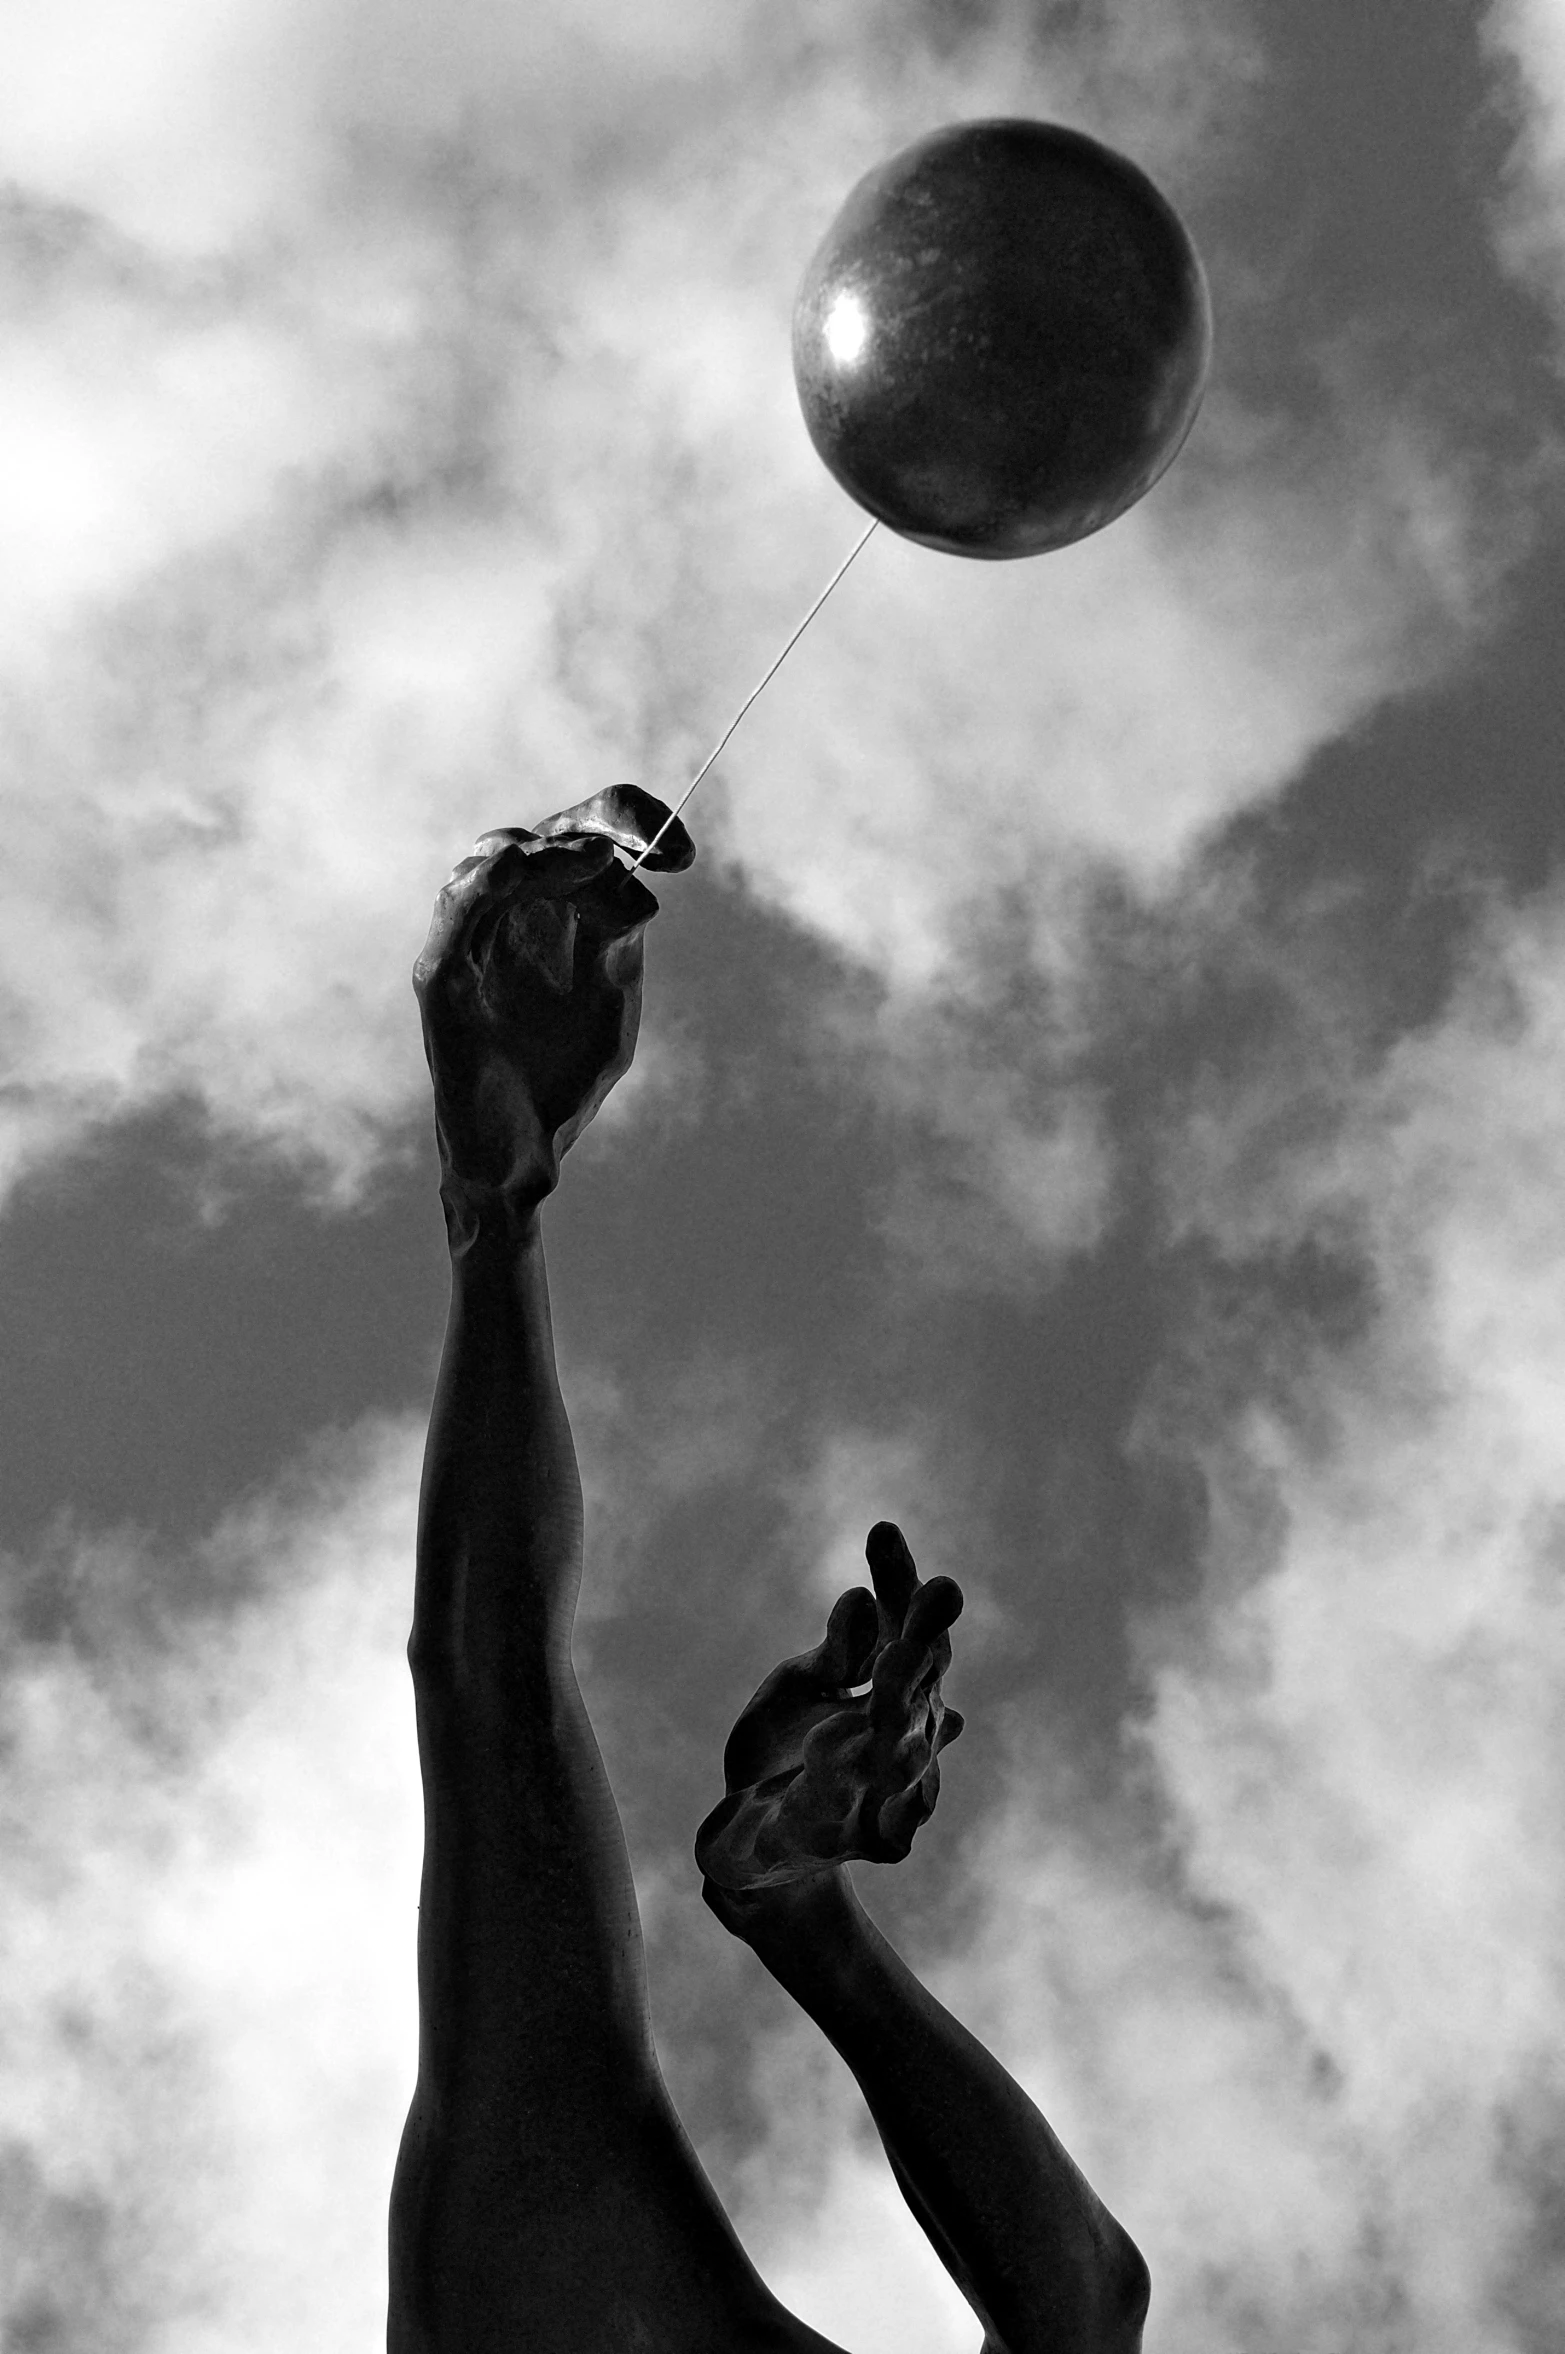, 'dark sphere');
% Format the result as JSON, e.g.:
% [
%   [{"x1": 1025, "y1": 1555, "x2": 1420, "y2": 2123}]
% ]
[{"x1": 792, "y1": 119, "x2": 1213, "y2": 558}]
